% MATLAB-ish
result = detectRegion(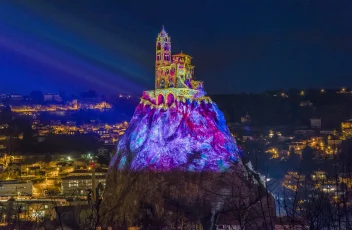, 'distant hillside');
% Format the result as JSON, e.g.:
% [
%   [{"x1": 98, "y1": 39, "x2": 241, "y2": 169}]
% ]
[{"x1": 210, "y1": 89, "x2": 352, "y2": 129}]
